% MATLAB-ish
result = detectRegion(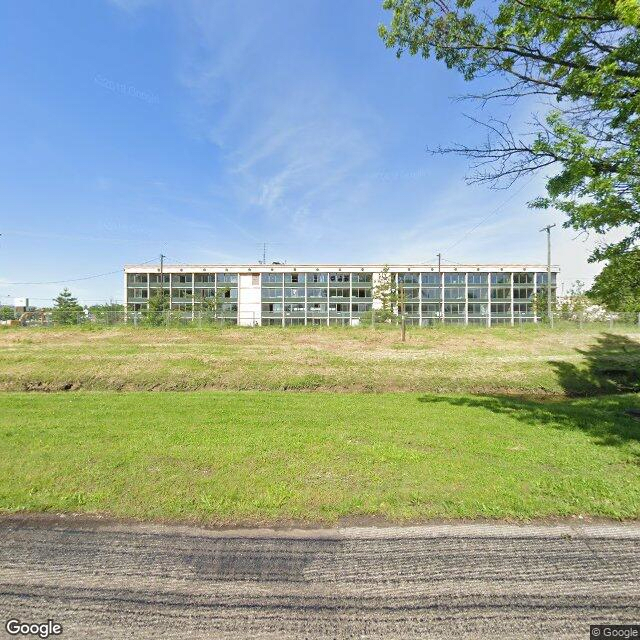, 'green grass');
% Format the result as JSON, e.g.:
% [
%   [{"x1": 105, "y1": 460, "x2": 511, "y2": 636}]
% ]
[
  {"x1": 1, "y1": 391, "x2": 639, "y2": 523},
  {"x1": 1, "y1": 324, "x2": 639, "y2": 395}
]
